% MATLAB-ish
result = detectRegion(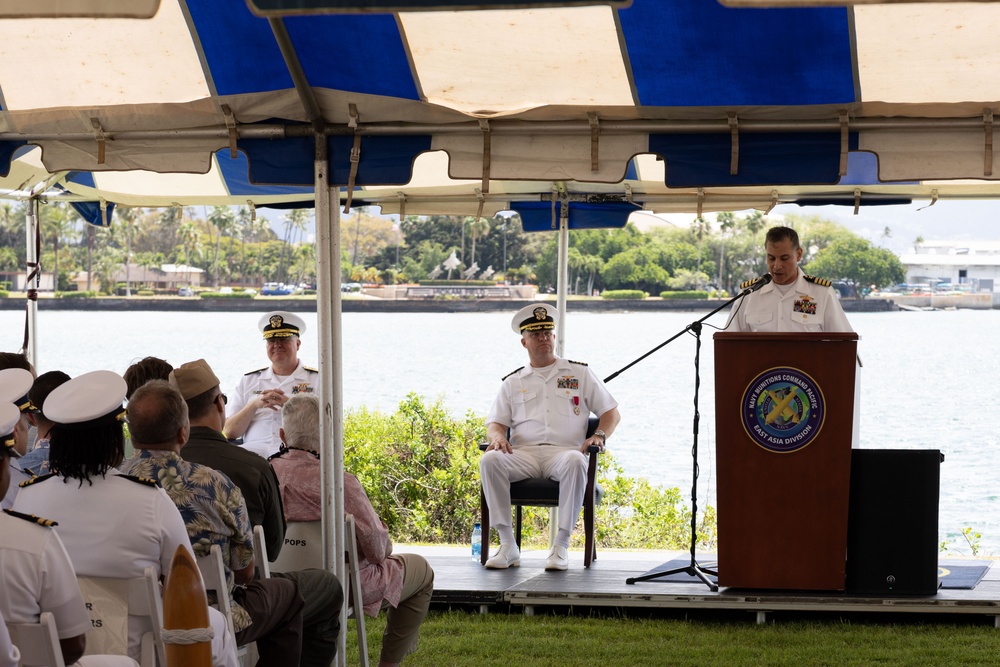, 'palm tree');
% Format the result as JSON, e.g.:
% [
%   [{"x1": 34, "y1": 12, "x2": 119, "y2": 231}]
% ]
[
  {"x1": 691, "y1": 216, "x2": 710, "y2": 274},
  {"x1": 279, "y1": 209, "x2": 309, "y2": 284},
  {"x1": 744, "y1": 210, "x2": 766, "y2": 269},
  {"x1": 207, "y1": 205, "x2": 235, "y2": 289},
  {"x1": 716, "y1": 211, "x2": 736, "y2": 293},
  {"x1": 115, "y1": 206, "x2": 139, "y2": 296},
  {"x1": 234, "y1": 207, "x2": 253, "y2": 287},
  {"x1": 465, "y1": 217, "x2": 490, "y2": 270},
  {"x1": 41, "y1": 203, "x2": 80, "y2": 292},
  {"x1": 177, "y1": 220, "x2": 203, "y2": 287}
]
